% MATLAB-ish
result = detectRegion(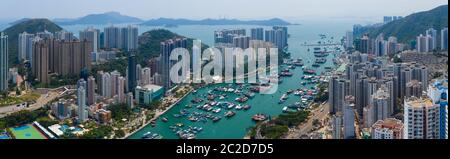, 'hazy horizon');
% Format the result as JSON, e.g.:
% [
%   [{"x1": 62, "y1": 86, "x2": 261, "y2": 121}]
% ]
[{"x1": 0, "y1": 0, "x2": 447, "y2": 23}]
